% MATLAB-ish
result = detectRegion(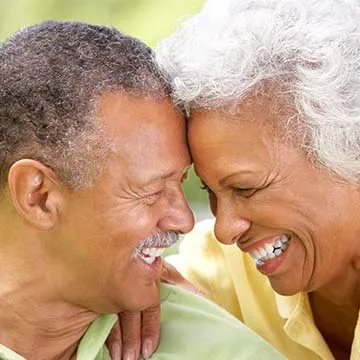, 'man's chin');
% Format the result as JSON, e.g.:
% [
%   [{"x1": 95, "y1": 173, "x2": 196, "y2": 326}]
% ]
[
  {"x1": 113, "y1": 282, "x2": 161, "y2": 313},
  {"x1": 131, "y1": 287, "x2": 160, "y2": 312}
]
